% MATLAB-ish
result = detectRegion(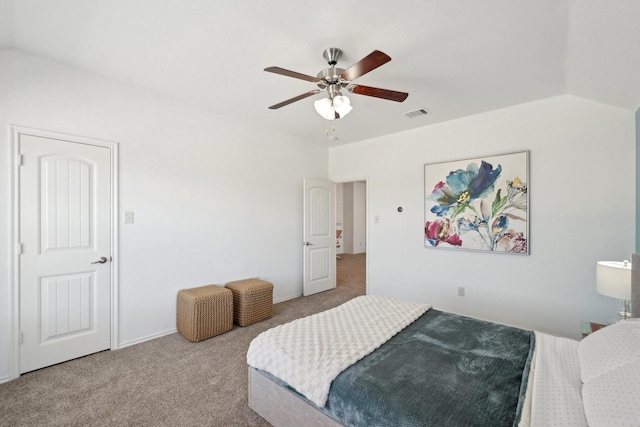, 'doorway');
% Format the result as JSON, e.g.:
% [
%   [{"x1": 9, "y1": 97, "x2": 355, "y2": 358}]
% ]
[{"x1": 335, "y1": 181, "x2": 367, "y2": 296}]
